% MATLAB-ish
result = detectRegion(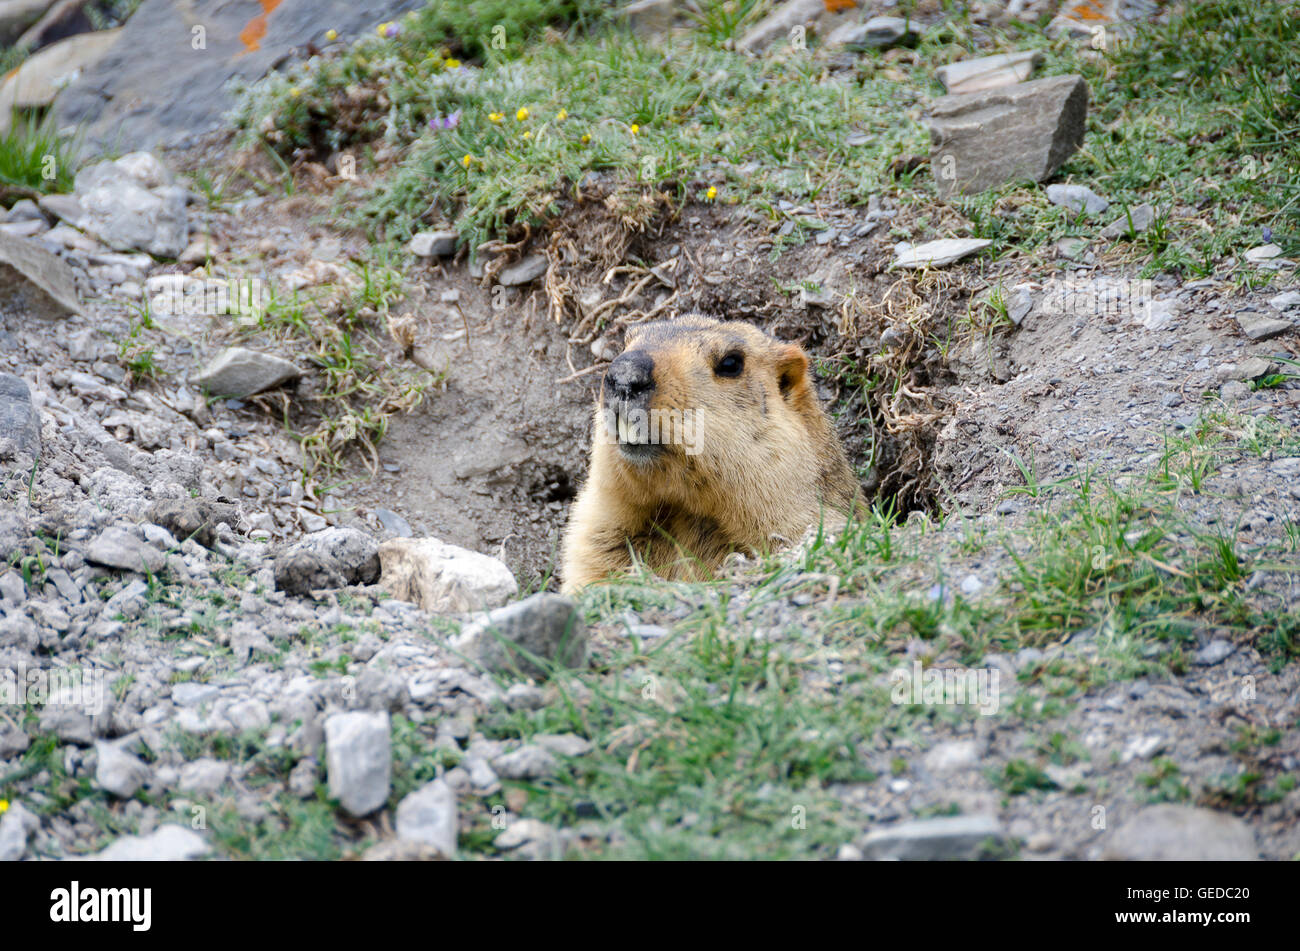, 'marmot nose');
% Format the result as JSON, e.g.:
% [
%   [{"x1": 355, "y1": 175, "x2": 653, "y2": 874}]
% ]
[{"x1": 606, "y1": 351, "x2": 655, "y2": 401}]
